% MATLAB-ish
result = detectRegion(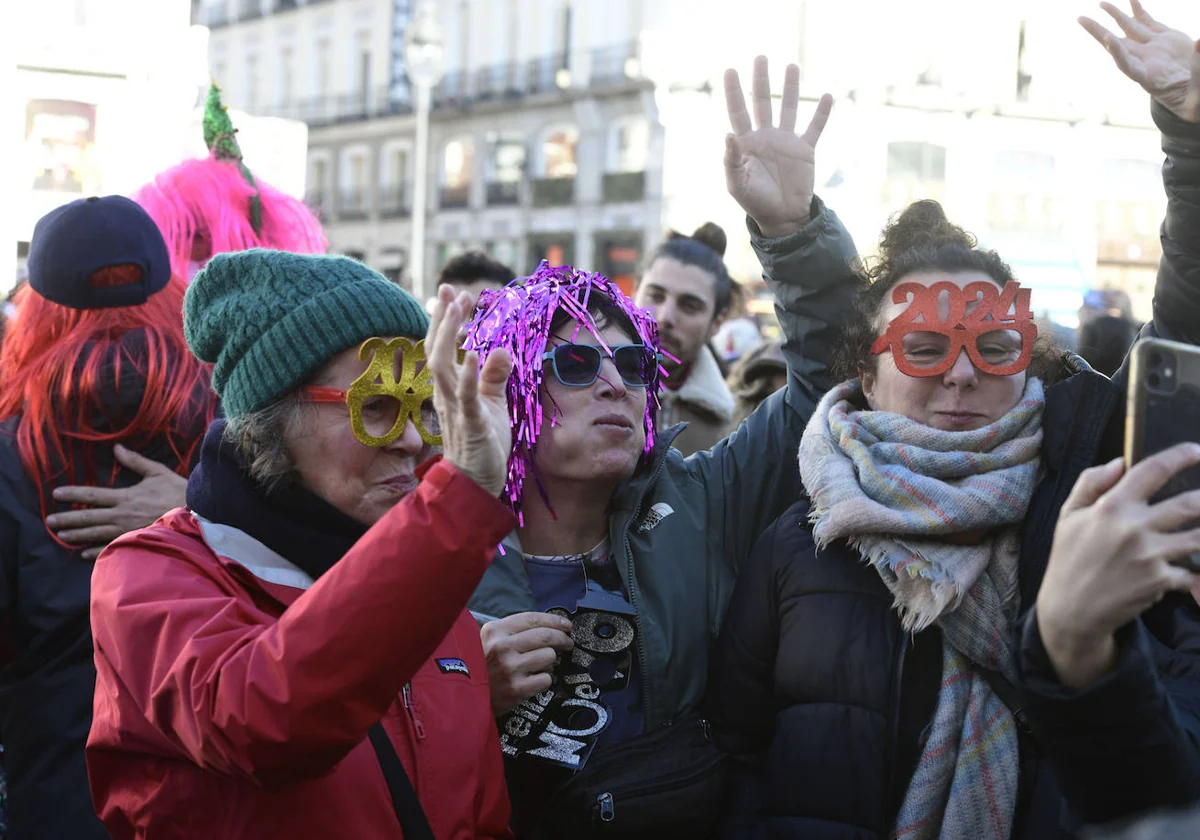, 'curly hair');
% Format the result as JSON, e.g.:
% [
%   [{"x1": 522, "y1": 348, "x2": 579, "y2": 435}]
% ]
[{"x1": 831, "y1": 200, "x2": 1064, "y2": 385}]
